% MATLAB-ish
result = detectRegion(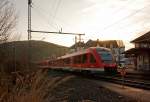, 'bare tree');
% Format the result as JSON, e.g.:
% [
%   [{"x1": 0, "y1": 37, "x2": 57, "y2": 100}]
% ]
[{"x1": 0, "y1": 0, "x2": 17, "y2": 43}]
